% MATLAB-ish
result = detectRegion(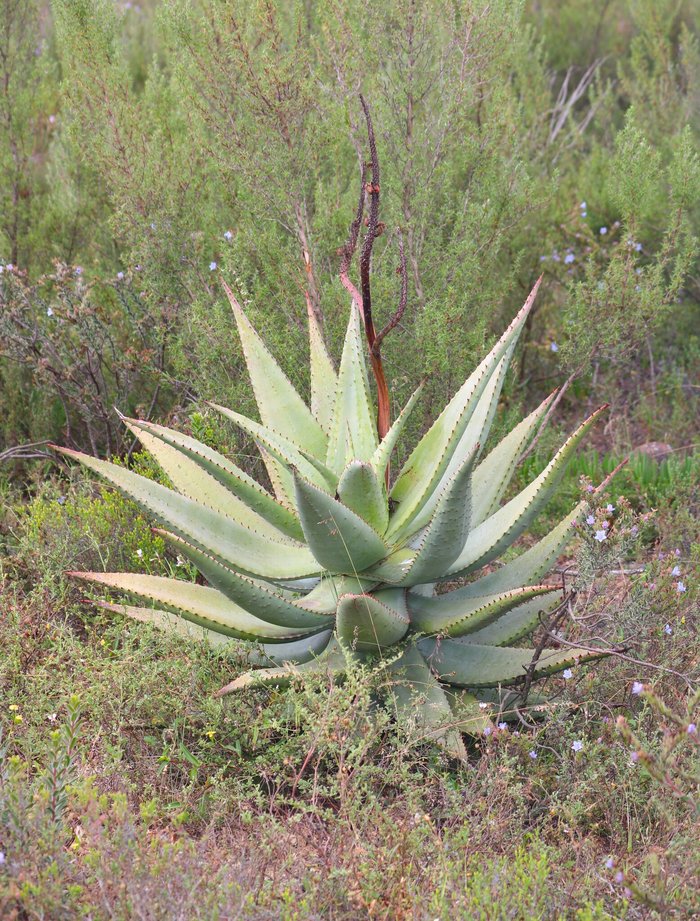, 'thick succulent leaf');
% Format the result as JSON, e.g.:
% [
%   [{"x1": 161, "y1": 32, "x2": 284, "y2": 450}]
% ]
[
  {"x1": 307, "y1": 296, "x2": 337, "y2": 433},
  {"x1": 470, "y1": 392, "x2": 556, "y2": 527},
  {"x1": 120, "y1": 417, "x2": 298, "y2": 545},
  {"x1": 407, "y1": 585, "x2": 559, "y2": 637},
  {"x1": 396, "y1": 446, "x2": 478, "y2": 586},
  {"x1": 120, "y1": 418, "x2": 303, "y2": 541},
  {"x1": 445, "y1": 406, "x2": 606, "y2": 578},
  {"x1": 157, "y1": 531, "x2": 334, "y2": 630},
  {"x1": 369, "y1": 381, "x2": 425, "y2": 484},
  {"x1": 441, "y1": 687, "x2": 493, "y2": 734},
  {"x1": 224, "y1": 280, "x2": 328, "y2": 457},
  {"x1": 55, "y1": 448, "x2": 321, "y2": 581},
  {"x1": 210, "y1": 405, "x2": 338, "y2": 493},
  {"x1": 215, "y1": 638, "x2": 347, "y2": 696},
  {"x1": 385, "y1": 646, "x2": 467, "y2": 758},
  {"x1": 295, "y1": 573, "x2": 376, "y2": 614},
  {"x1": 293, "y1": 469, "x2": 389, "y2": 573},
  {"x1": 336, "y1": 461, "x2": 388, "y2": 535},
  {"x1": 249, "y1": 631, "x2": 334, "y2": 667},
  {"x1": 326, "y1": 304, "x2": 377, "y2": 471},
  {"x1": 365, "y1": 546, "x2": 416, "y2": 584},
  {"x1": 454, "y1": 591, "x2": 562, "y2": 646},
  {"x1": 336, "y1": 590, "x2": 409, "y2": 654},
  {"x1": 91, "y1": 599, "x2": 233, "y2": 648},
  {"x1": 448, "y1": 502, "x2": 585, "y2": 598},
  {"x1": 71, "y1": 571, "x2": 317, "y2": 643},
  {"x1": 387, "y1": 281, "x2": 540, "y2": 541},
  {"x1": 417, "y1": 636, "x2": 605, "y2": 687}
]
